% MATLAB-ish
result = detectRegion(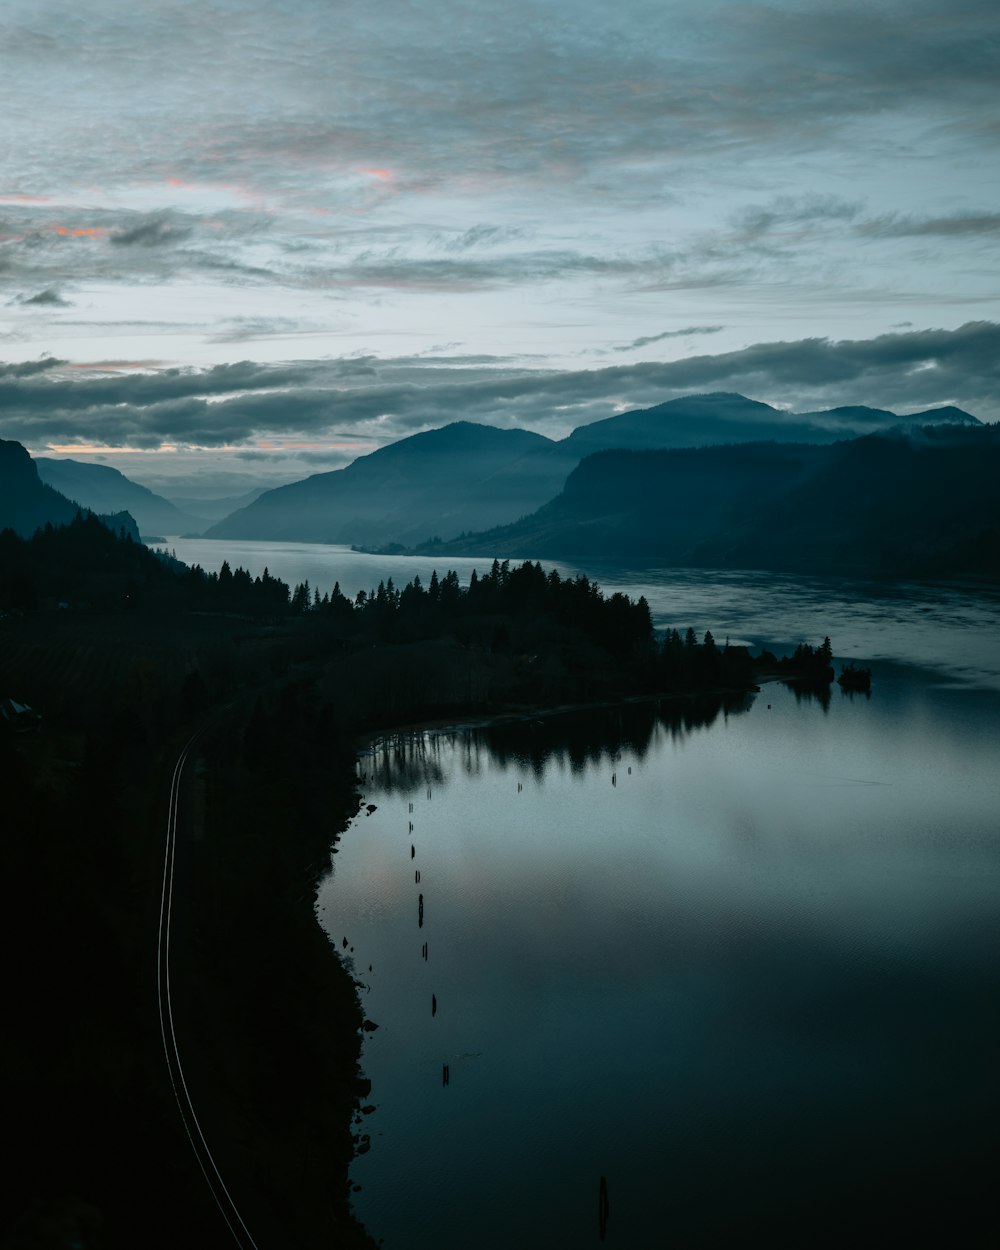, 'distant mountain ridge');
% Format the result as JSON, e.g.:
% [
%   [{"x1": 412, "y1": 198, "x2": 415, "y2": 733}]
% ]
[
  {"x1": 35, "y1": 457, "x2": 208, "y2": 537},
  {"x1": 205, "y1": 421, "x2": 555, "y2": 545},
  {"x1": 566, "y1": 394, "x2": 978, "y2": 451},
  {"x1": 426, "y1": 424, "x2": 1000, "y2": 580},
  {"x1": 161, "y1": 487, "x2": 268, "y2": 524},
  {"x1": 1, "y1": 439, "x2": 140, "y2": 540},
  {"x1": 205, "y1": 393, "x2": 982, "y2": 547}
]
